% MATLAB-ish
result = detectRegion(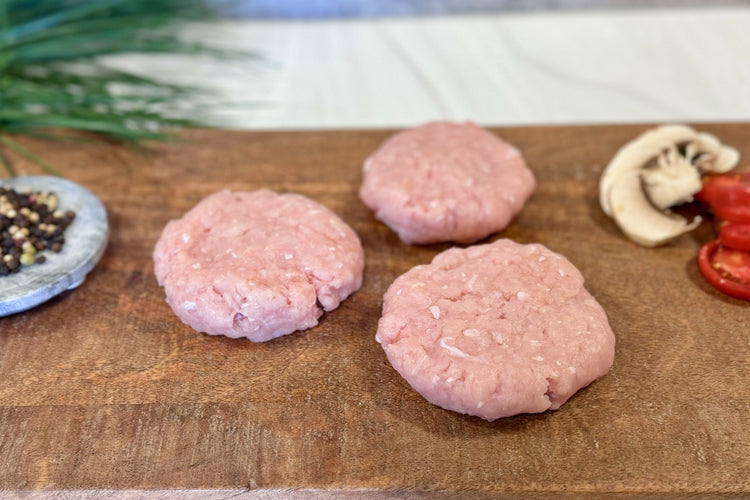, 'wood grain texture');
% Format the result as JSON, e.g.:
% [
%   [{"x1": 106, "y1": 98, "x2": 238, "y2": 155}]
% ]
[{"x1": 0, "y1": 124, "x2": 748, "y2": 496}]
